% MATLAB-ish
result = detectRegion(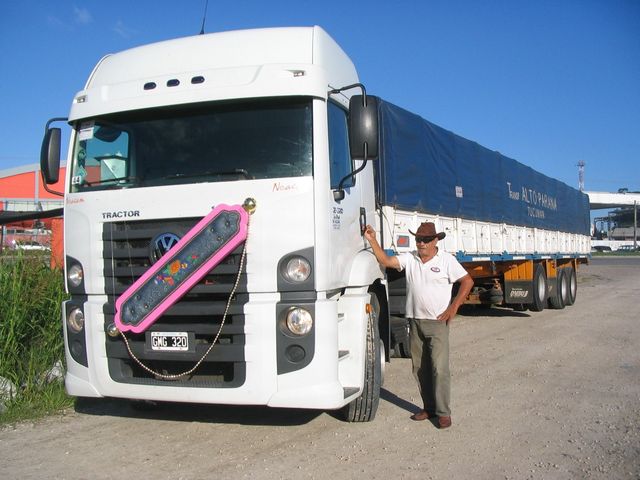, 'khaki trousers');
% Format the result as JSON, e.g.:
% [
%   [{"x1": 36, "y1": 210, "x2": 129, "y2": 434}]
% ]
[{"x1": 410, "y1": 318, "x2": 451, "y2": 417}]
